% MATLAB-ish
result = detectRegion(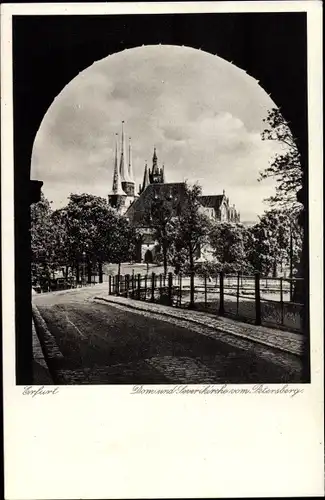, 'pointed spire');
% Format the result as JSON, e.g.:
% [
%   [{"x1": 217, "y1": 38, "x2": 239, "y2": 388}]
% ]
[
  {"x1": 152, "y1": 146, "x2": 159, "y2": 174},
  {"x1": 128, "y1": 136, "x2": 135, "y2": 183},
  {"x1": 142, "y1": 162, "x2": 150, "y2": 192},
  {"x1": 109, "y1": 134, "x2": 126, "y2": 196},
  {"x1": 119, "y1": 121, "x2": 131, "y2": 182}
]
